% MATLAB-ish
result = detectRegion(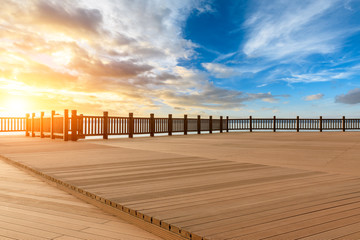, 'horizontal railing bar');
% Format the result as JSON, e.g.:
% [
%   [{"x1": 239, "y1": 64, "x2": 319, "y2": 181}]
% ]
[
  {"x1": 83, "y1": 116, "x2": 104, "y2": 119},
  {"x1": 3, "y1": 112, "x2": 360, "y2": 140}
]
